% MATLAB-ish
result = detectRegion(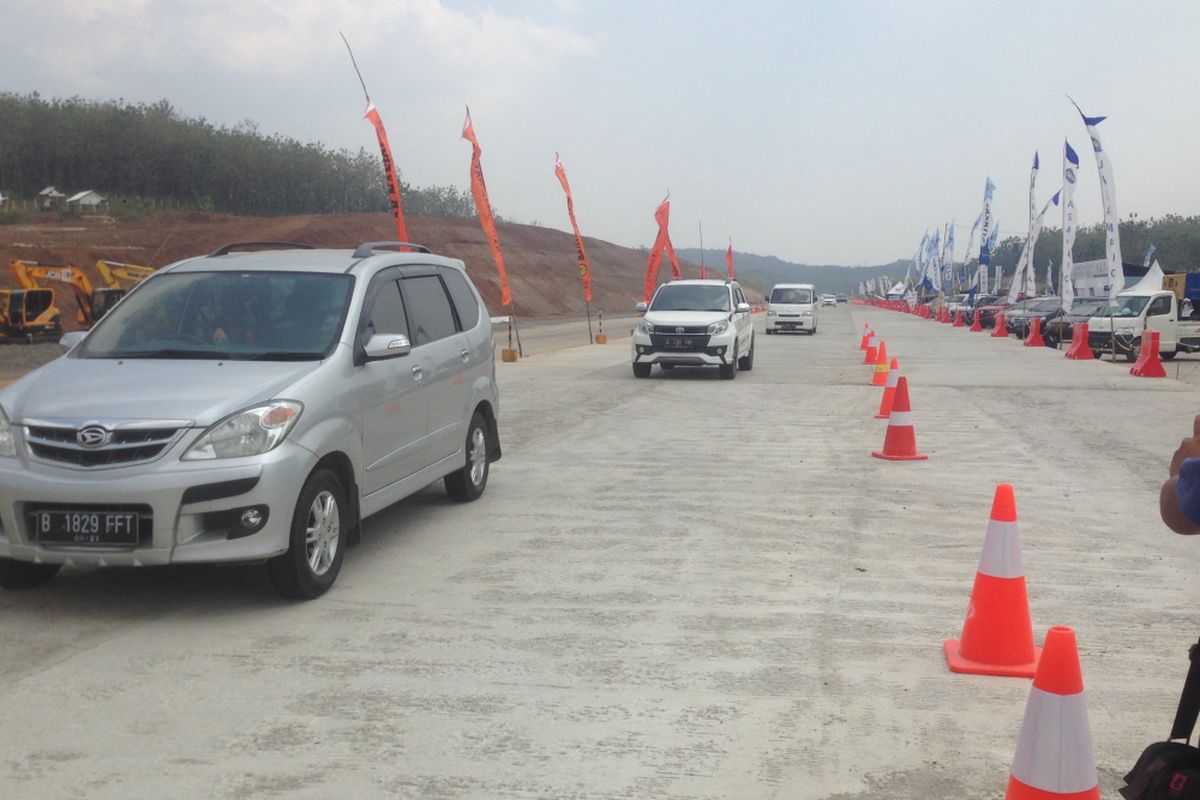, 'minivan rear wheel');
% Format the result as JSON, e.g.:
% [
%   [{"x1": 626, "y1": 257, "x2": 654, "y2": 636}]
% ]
[
  {"x1": 0, "y1": 558, "x2": 61, "y2": 590},
  {"x1": 445, "y1": 412, "x2": 489, "y2": 502},
  {"x1": 268, "y1": 468, "x2": 346, "y2": 600}
]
